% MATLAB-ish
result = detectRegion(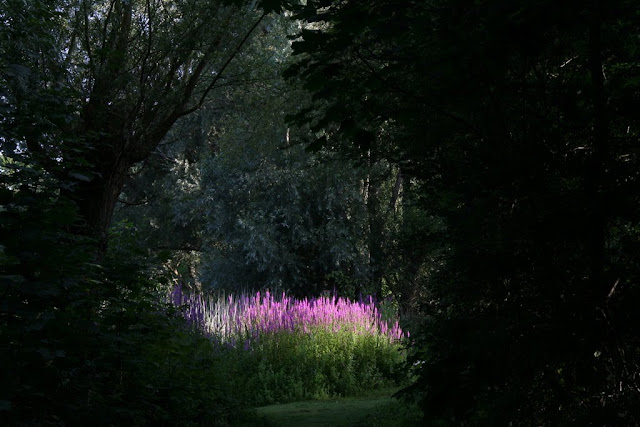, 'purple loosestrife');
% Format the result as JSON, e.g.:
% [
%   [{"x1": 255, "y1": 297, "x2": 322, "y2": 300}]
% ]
[{"x1": 169, "y1": 285, "x2": 408, "y2": 348}]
